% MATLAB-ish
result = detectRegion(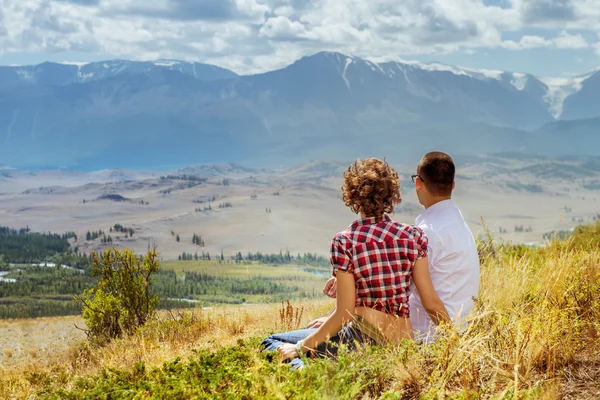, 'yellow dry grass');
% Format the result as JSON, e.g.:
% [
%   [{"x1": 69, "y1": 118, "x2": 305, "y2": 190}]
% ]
[{"x1": 1, "y1": 224, "x2": 600, "y2": 399}]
